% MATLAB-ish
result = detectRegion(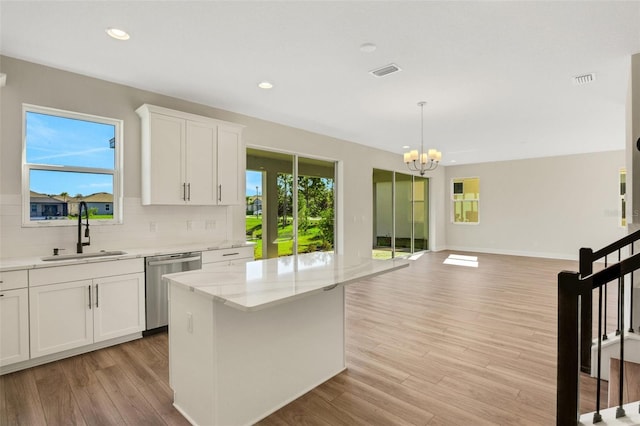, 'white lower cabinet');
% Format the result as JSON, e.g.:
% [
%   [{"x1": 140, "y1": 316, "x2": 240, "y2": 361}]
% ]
[
  {"x1": 94, "y1": 274, "x2": 146, "y2": 342},
  {"x1": 30, "y1": 273, "x2": 145, "y2": 358},
  {"x1": 0, "y1": 288, "x2": 30, "y2": 366}
]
